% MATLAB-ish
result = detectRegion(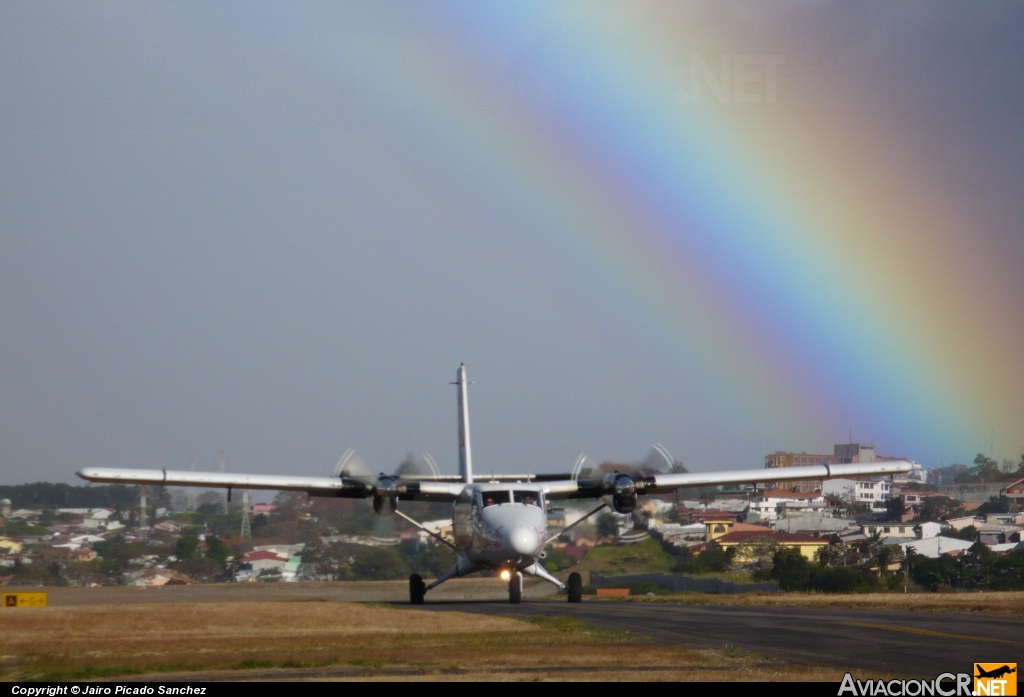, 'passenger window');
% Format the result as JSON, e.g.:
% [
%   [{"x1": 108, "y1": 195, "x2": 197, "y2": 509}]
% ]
[
  {"x1": 513, "y1": 491, "x2": 540, "y2": 507},
  {"x1": 482, "y1": 491, "x2": 510, "y2": 507}
]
